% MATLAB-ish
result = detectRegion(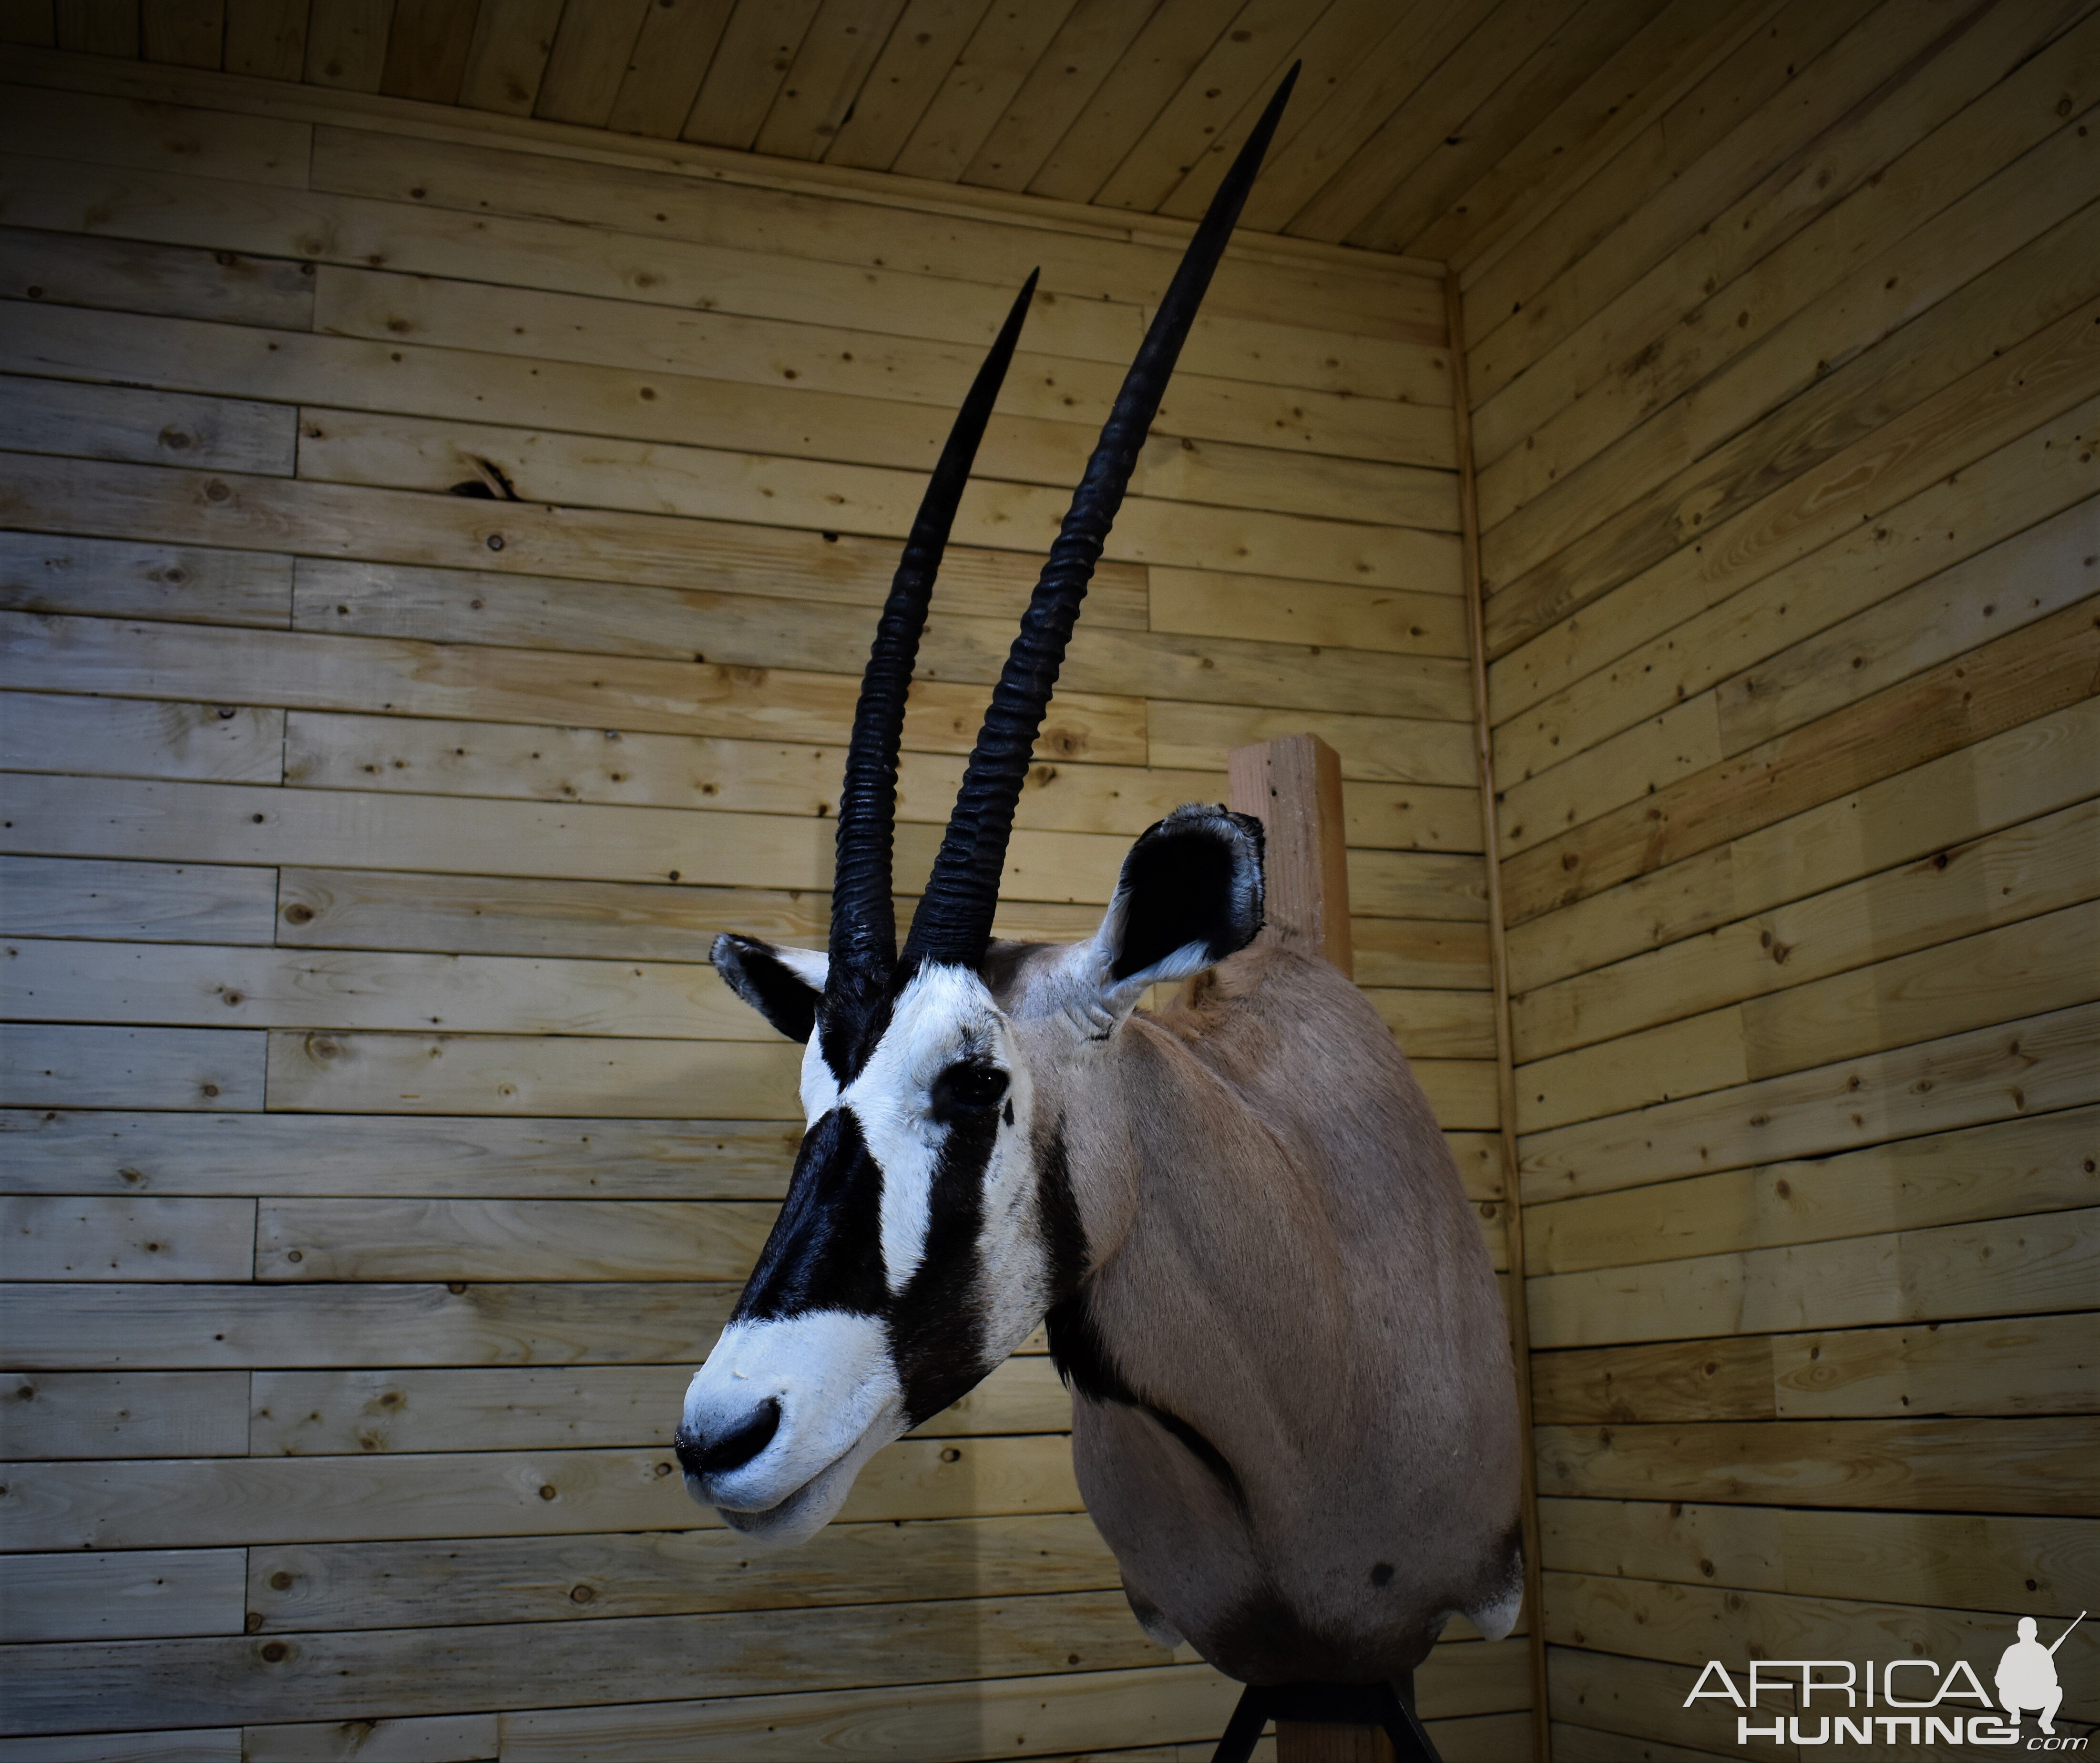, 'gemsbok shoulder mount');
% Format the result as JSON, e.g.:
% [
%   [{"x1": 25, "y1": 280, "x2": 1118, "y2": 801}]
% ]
[{"x1": 679, "y1": 67, "x2": 1525, "y2": 1699}]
